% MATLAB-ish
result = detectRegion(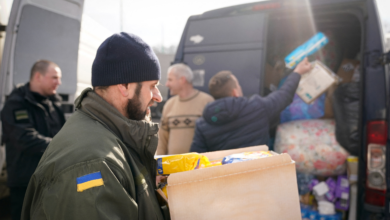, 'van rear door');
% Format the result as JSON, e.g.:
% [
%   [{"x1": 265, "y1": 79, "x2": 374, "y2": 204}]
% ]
[
  {"x1": 175, "y1": 12, "x2": 268, "y2": 96},
  {"x1": 0, "y1": 0, "x2": 84, "y2": 110},
  {"x1": 374, "y1": 0, "x2": 390, "y2": 218},
  {"x1": 358, "y1": 0, "x2": 390, "y2": 218}
]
